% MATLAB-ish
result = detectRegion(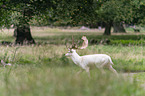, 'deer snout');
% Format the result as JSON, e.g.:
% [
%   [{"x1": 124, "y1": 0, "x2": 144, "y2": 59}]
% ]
[
  {"x1": 65, "y1": 53, "x2": 69, "y2": 56},
  {"x1": 65, "y1": 53, "x2": 71, "y2": 56}
]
